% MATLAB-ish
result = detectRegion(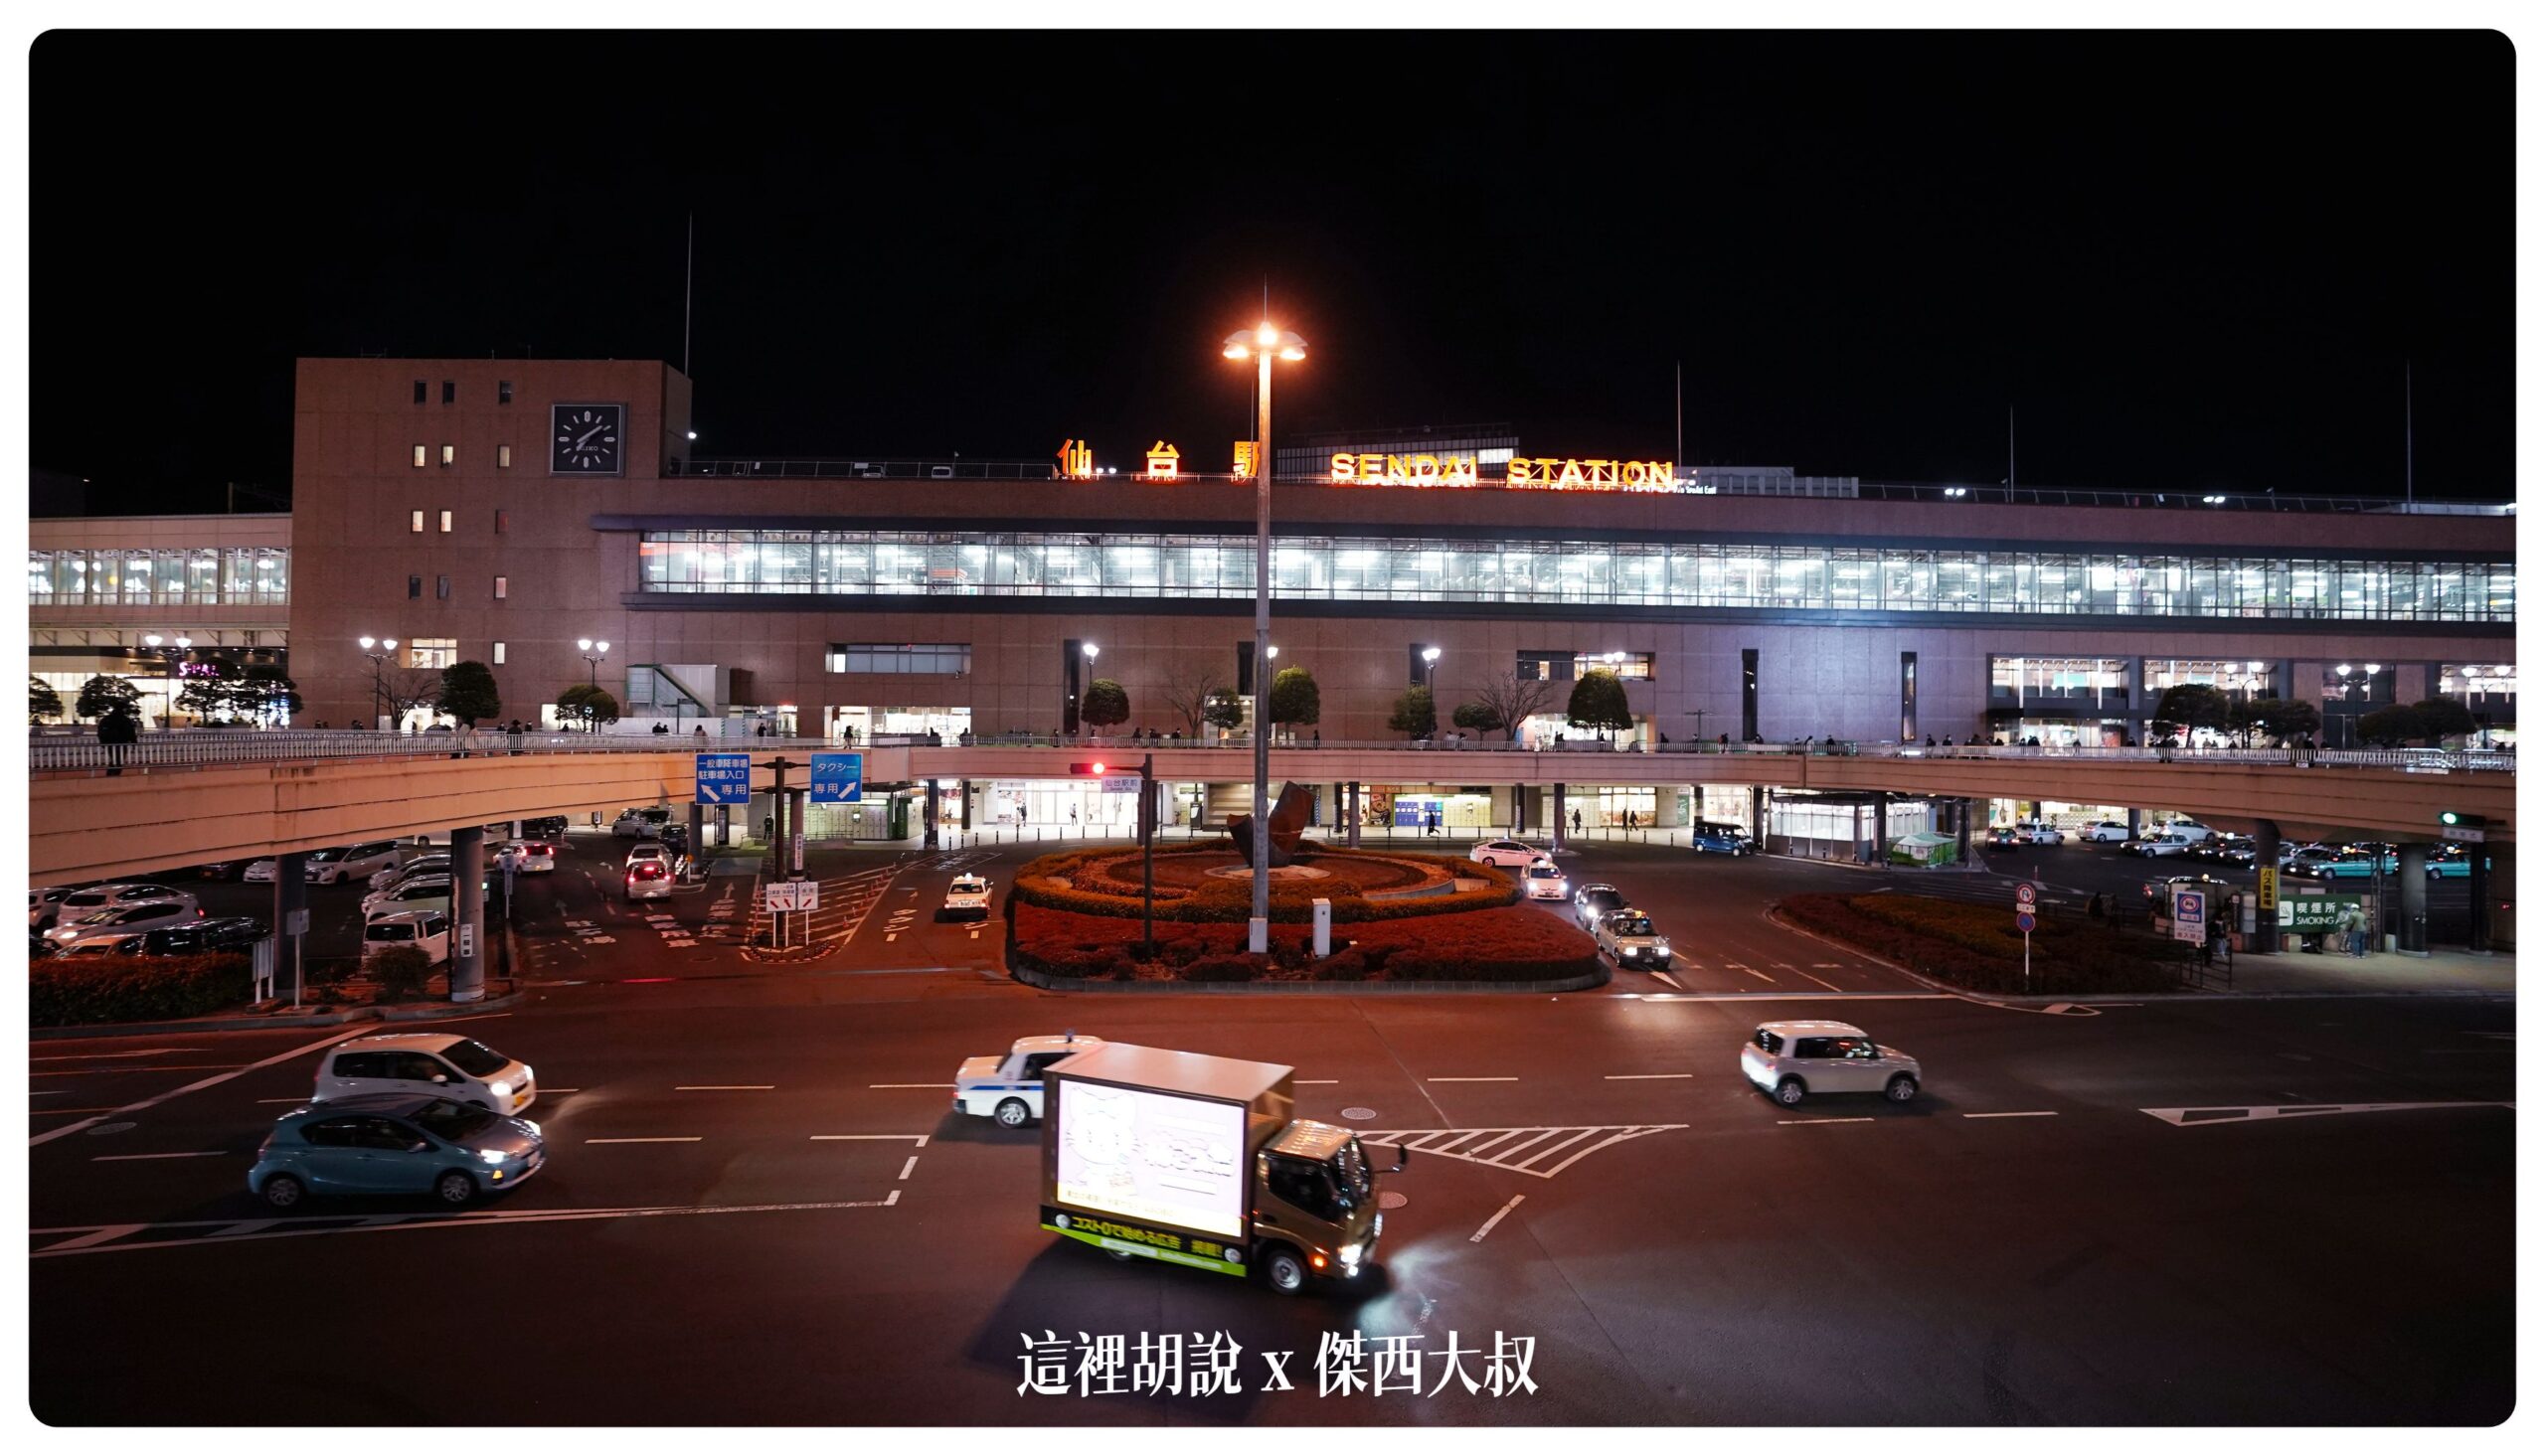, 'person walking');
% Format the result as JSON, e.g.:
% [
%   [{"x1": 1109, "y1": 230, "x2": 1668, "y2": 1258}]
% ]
[
  {"x1": 1571, "y1": 807, "x2": 1584, "y2": 838},
  {"x1": 508, "y1": 720, "x2": 526, "y2": 755},
  {"x1": 97, "y1": 706, "x2": 137, "y2": 776}
]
